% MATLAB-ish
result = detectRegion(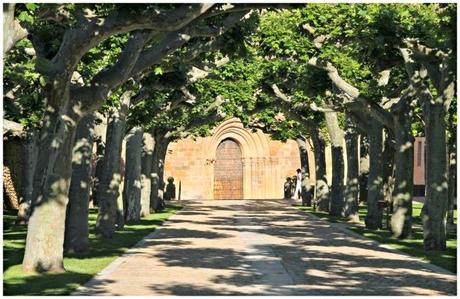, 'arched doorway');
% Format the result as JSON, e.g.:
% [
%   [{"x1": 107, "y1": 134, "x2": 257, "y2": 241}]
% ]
[{"x1": 214, "y1": 138, "x2": 243, "y2": 199}]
